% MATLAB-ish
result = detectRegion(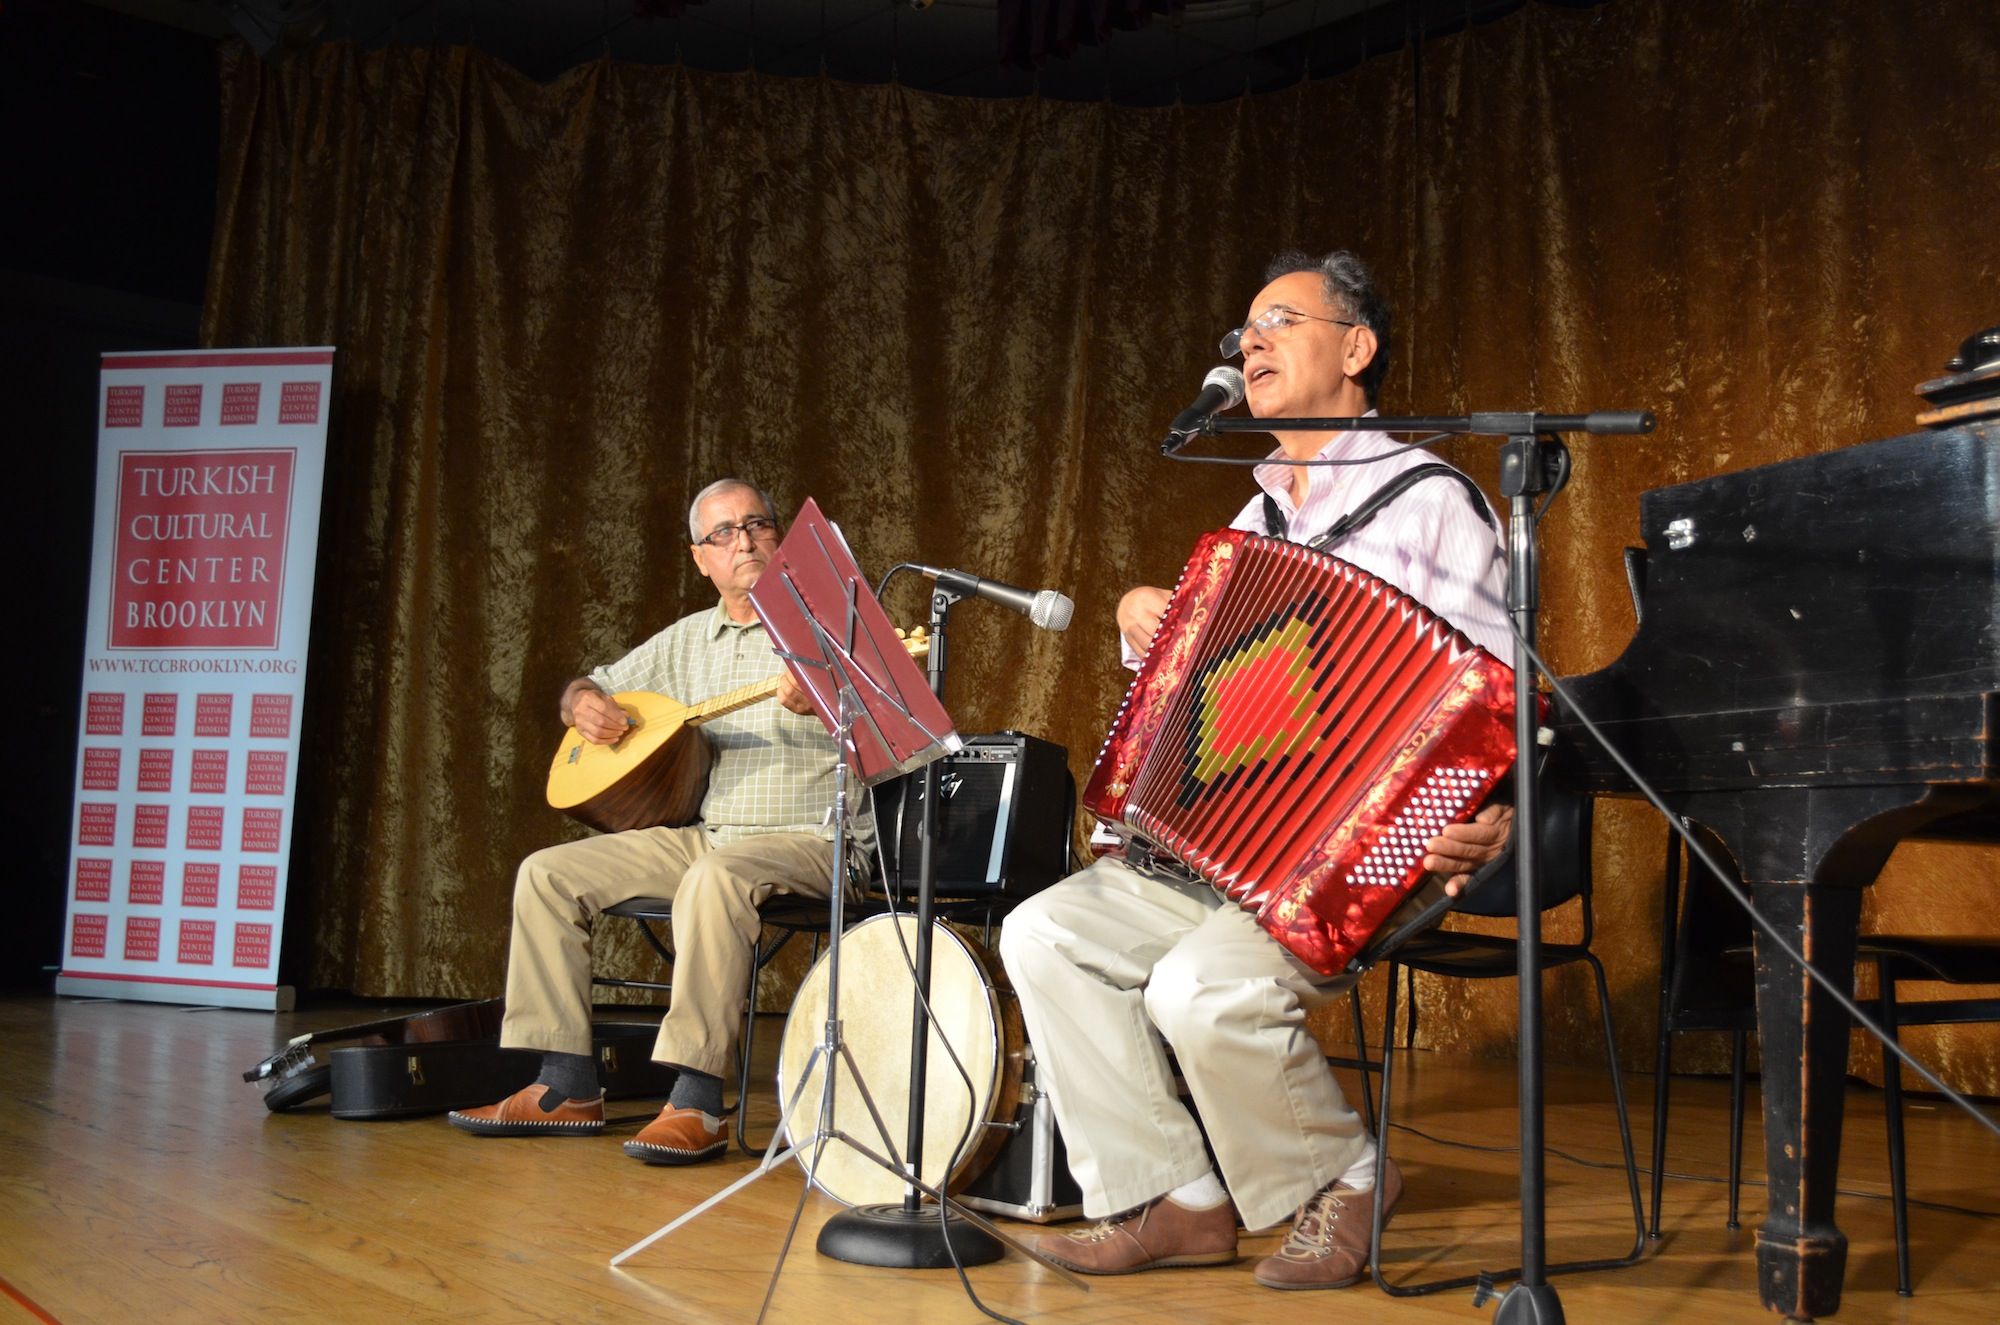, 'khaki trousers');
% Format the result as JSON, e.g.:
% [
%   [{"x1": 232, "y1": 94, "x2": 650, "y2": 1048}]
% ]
[
  {"x1": 500, "y1": 826, "x2": 837, "y2": 1079},
  {"x1": 997, "y1": 856, "x2": 1371, "y2": 1232}
]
